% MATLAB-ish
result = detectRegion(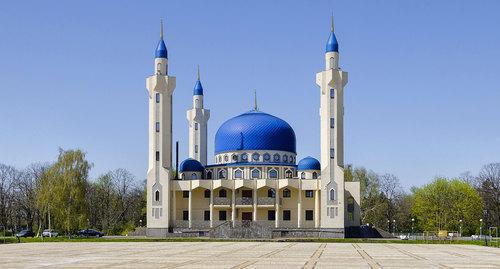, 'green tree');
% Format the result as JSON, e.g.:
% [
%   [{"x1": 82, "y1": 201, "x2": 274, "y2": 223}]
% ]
[
  {"x1": 37, "y1": 149, "x2": 92, "y2": 234},
  {"x1": 412, "y1": 177, "x2": 483, "y2": 235}
]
